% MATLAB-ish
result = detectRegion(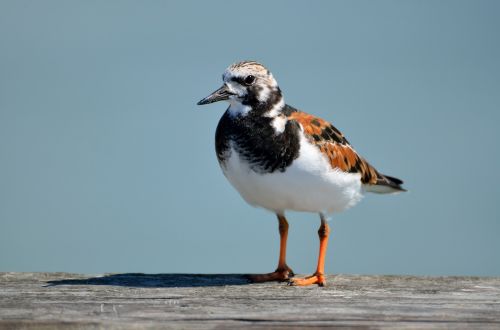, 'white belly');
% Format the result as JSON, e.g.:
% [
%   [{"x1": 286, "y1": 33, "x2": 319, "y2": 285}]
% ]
[{"x1": 220, "y1": 134, "x2": 364, "y2": 214}]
